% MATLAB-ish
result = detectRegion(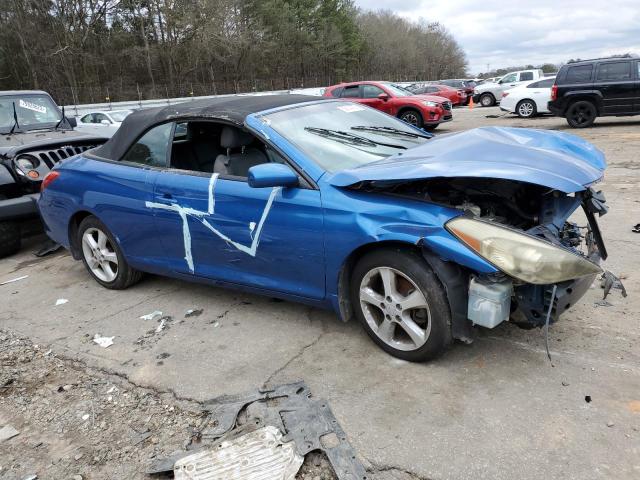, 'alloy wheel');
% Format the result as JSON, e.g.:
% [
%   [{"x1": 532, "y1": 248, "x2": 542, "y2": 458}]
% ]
[
  {"x1": 518, "y1": 101, "x2": 534, "y2": 117},
  {"x1": 81, "y1": 227, "x2": 118, "y2": 282},
  {"x1": 359, "y1": 266, "x2": 431, "y2": 351},
  {"x1": 401, "y1": 112, "x2": 419, "y2": 126},
  {"x1": 480, "y1": 95, "x2": 493, "y2": 107},
  {"x1": 570, "y1": 104, "x2": 593, "y2": 126}
]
